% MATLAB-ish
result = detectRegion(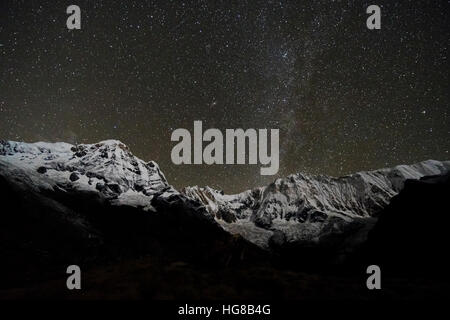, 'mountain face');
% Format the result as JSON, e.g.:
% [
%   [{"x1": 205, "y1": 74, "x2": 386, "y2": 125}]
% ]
[
  {"x1": 1, "y1": 140, "x2": 450, "y2": 298},
  {"x1": 1, "y1": 140, "x2": 449, "y2": 254},
  {"x1": 0, "y1": 140, "x2": 173, "y2": 211},
  {"x1": 183, "y1": 160, "x2": 450, "y2": 249},
  {"x1": 0, "y1": 140, "x2": 268, "y2": 289}
]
